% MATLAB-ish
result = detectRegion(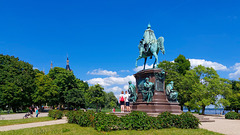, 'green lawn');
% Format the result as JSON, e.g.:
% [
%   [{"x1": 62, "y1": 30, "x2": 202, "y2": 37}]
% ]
[
  {"x1": 0, "y1": 110, "x2": 28, "y2": 115},
  {"x1": 0, "y1": 117, "x2": 53, "y2": 126},
  {"x1": 101, "y1": 108, "x2": 121, "y2": 113},
  {"x1": 0, "y1": 123, "x2": 222, "y2": 135}
]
